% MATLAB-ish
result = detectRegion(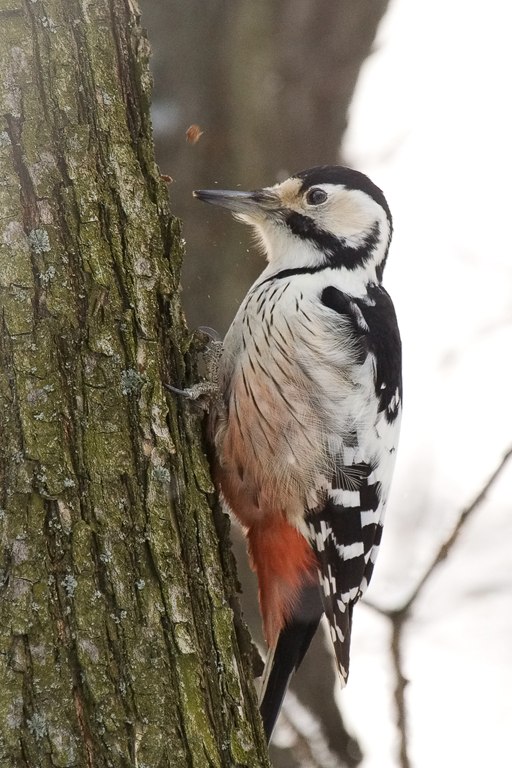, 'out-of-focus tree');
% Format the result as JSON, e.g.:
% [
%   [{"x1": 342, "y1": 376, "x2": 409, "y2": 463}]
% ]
[
  {"x1": 142, "y1": 0, "x2": 390, "y2": 333},
  {"x1": 141, "y1": 2, "x2": 390, "y2": 766}
]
